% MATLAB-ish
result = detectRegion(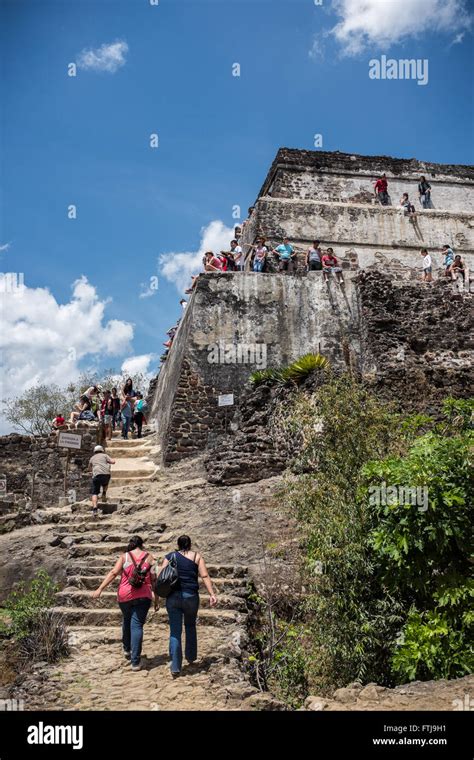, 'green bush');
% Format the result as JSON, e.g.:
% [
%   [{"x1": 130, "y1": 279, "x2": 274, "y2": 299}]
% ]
[
  {"x1": 1, "y1": 570, "x2": 69, "y2": 663},
  {"x1": 361, "y1": 420, "x2": 473, "y2": 683},
  {"x1": 392, "y1": 608, "x2": 474, "y2": 681},
  {"x1": 275, "y1": 377, "x2": 473, "y2": 695}
]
